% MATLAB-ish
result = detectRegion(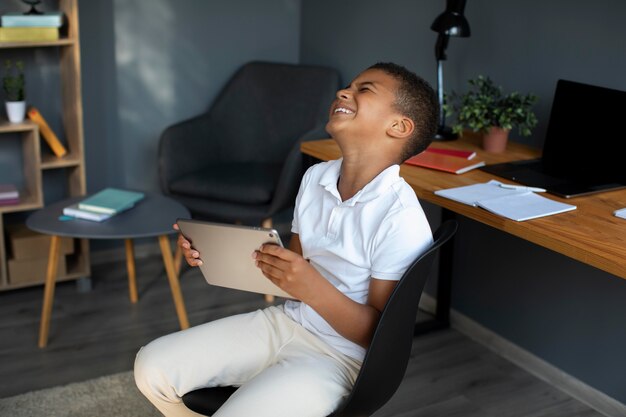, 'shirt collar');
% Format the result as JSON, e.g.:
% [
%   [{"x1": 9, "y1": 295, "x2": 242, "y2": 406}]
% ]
[{"x1": 319, "y1": 158, "x2": 401, "y2": 206}]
